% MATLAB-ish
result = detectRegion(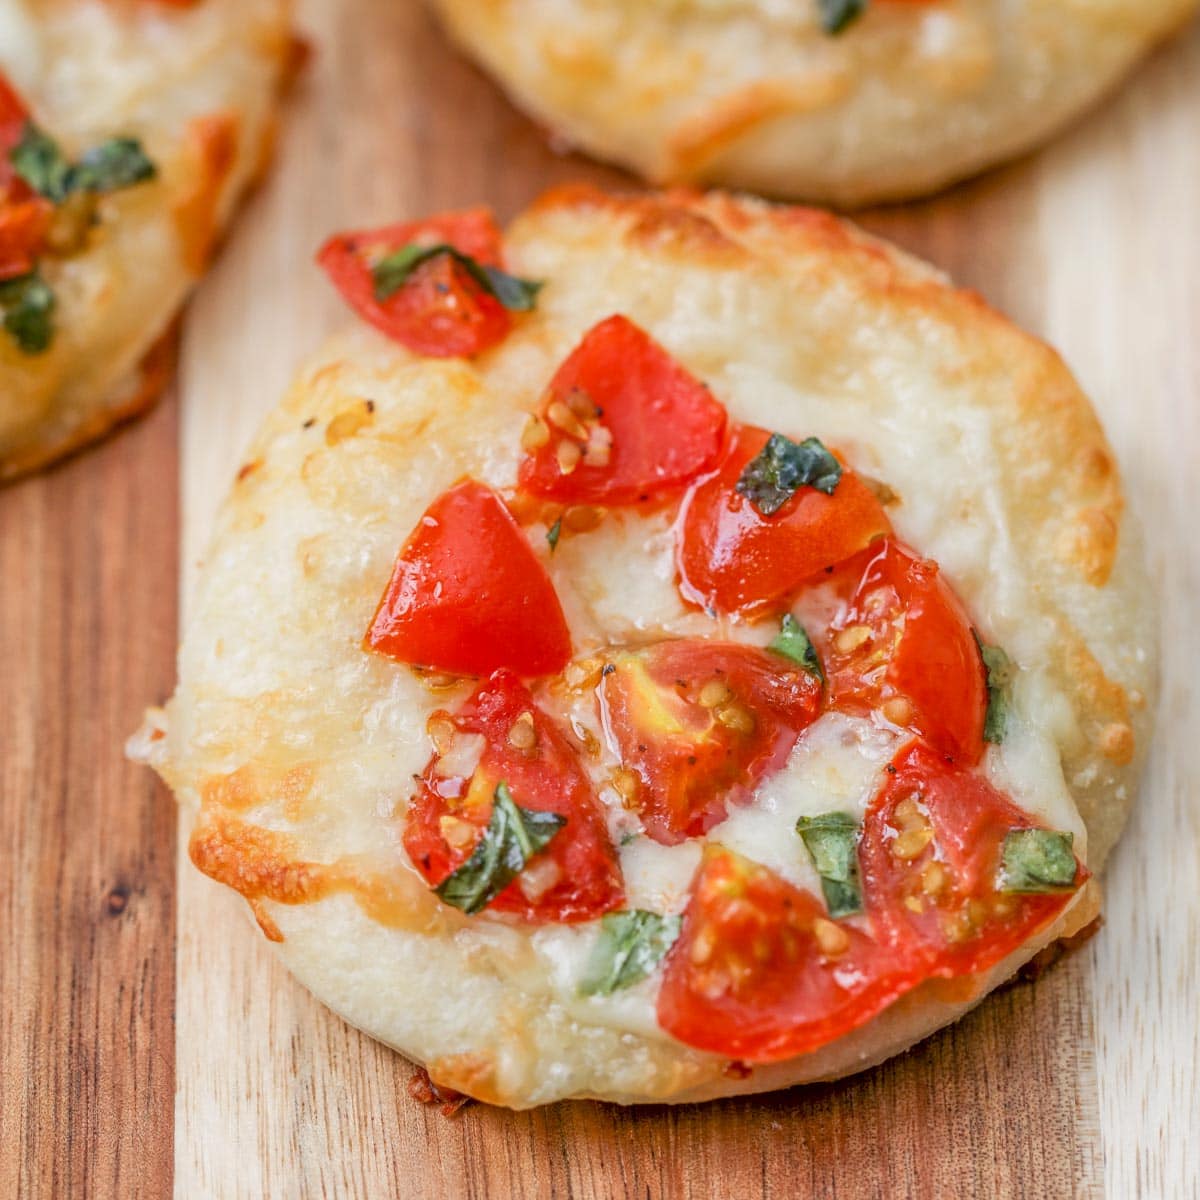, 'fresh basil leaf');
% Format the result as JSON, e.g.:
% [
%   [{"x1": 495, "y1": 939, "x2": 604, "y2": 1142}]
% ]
[
  {"x1": 796, "y1": 812, "x2": 862, "y2": 917},
  {"x1": 0, "y1": 271, "x2": 56, "y2": 354},
  {"x1": 769, "y1": 614, "x2": 824, "y2": 683},
  {"x1": 579, "y1": 909, "x2": 682, "y2": 996},
  {"x1": 71, "y1": 137, "x2": 157, "y2": 193},
  {"x1": 10, "y1": 122, "x2": 72, "y2": 202},
  {"x1": 817, "y1": 0, "x2": 868, "y2": 35},
  {"x1": 546, "y1": 517, "x2": 562, "y2": 551},
  {"x1": 998, "y1": 829, "x2": 1077, "y2": 893},
  {"x1": 434, "y1": 781, "x2": 565, "y2": 915},
  {"x1": 735, "y1": 433, "x2": 842, "y2": 516},
  {"x1": 371, "y1": 242, "x2": 542, "y2": 312},
  {"x1": 974, "y1": 631, "x2": 1014, "y2": 744},
  {"x1": 476, "y1": 263, "x2": 541, "y2": 312}
]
